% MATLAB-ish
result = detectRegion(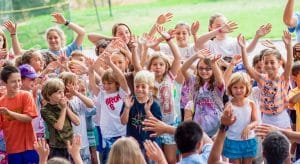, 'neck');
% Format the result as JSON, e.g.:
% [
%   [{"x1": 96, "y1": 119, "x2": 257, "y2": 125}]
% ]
[
  {"x1": 6, "y1": 90, "x2": 18, "y2": 98},
  {"x1": 231, "y1": 97, "x2": 246, "y2": 106},
  {"x1": 155, "y1": 76, "x2": 163, "y2": 83},
  {"x1": 268, "y1": 73, "x2": 278, "y2": 81},
  {"x1": 136, "y1": 96, "x2": 149, "y2": 104},
  {"x1": 178, "y1": 43, "x2": 188, "y2": 48},
  {"x1": 181, "y1": 150, "x2": 198, "y2": 158}
]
